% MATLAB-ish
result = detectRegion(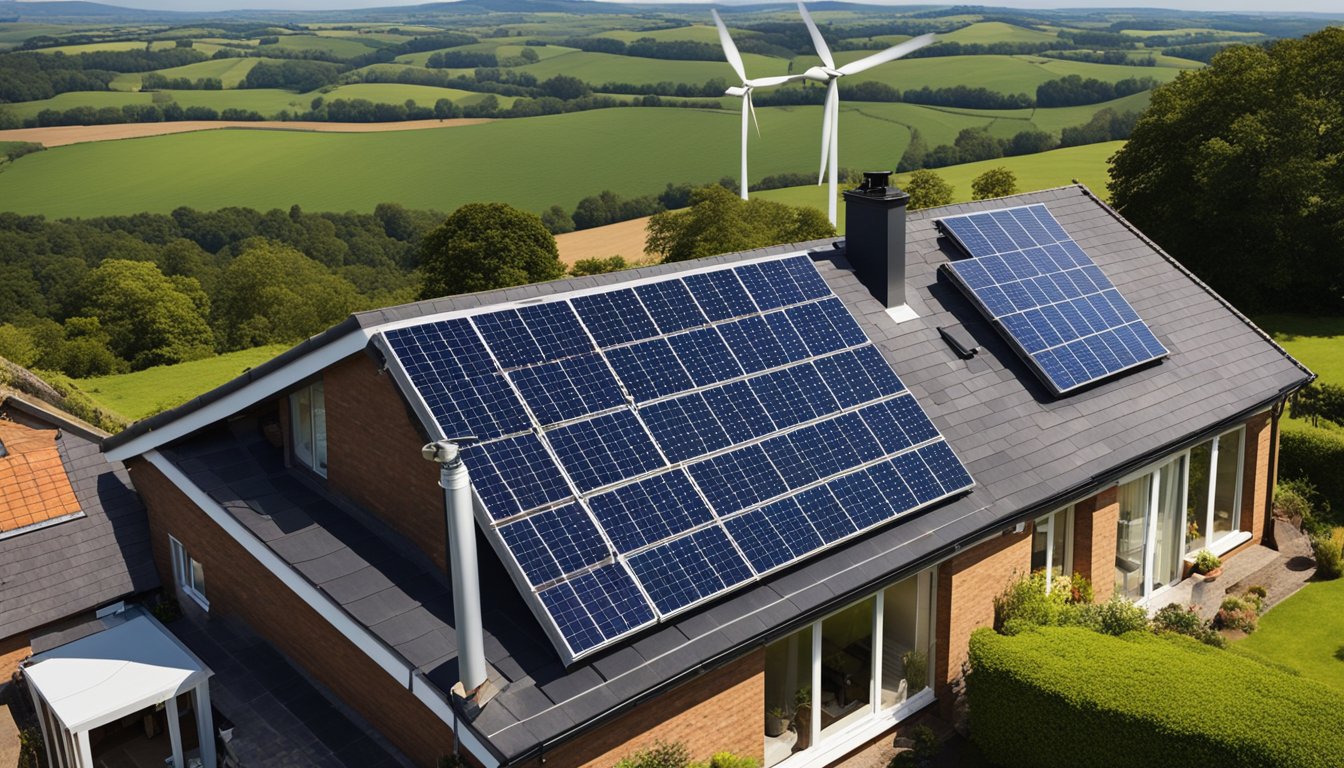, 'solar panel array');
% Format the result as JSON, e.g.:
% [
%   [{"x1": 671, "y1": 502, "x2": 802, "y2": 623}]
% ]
[
  {"x1": 937, "y1": 204, "x2": 1167, "y2": 395},
  {"x1": 381, "y1": 255, "x2": 973, "y2": 663}
]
